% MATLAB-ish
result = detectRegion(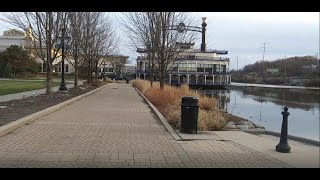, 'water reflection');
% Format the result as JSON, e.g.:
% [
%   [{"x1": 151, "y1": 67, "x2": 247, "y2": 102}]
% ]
[
  {"x1": 198, "y1": 86, "x2": 320, "y2": 141},
  {"x1": 237, "y1": 86, "x2": 320, "y2": 111}
]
